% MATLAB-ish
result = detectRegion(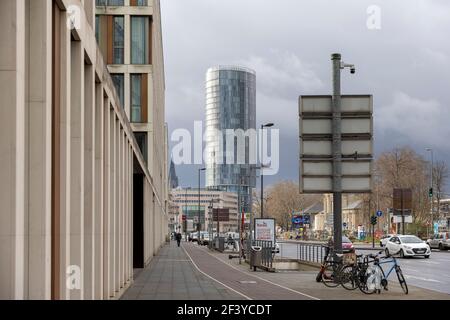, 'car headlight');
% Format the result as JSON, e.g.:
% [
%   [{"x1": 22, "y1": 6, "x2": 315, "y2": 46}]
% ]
[{"x1": 404, "y1": 245, "x2": 412, "y2": 249}]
